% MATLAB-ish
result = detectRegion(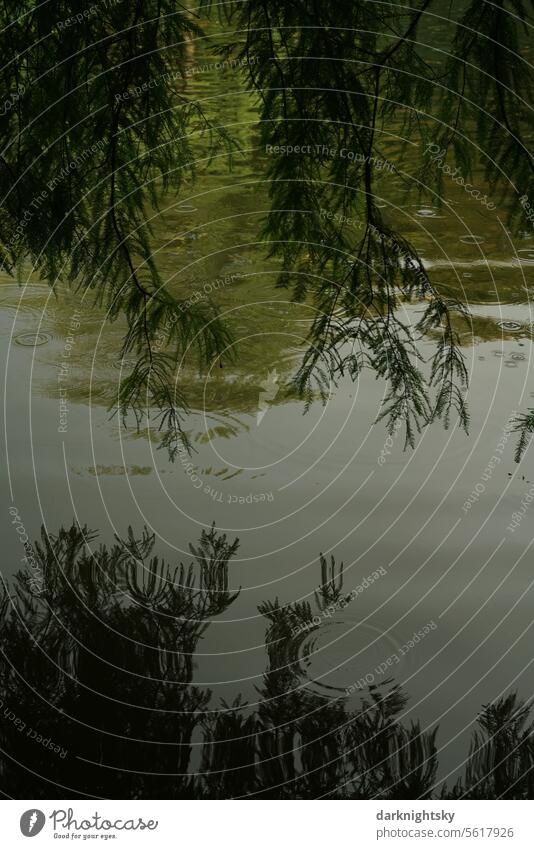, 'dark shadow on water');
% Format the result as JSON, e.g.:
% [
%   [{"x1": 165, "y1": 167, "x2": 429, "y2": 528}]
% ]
[{"x1": 1, "y1": 523, "x2": 533, "y2": 799}]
